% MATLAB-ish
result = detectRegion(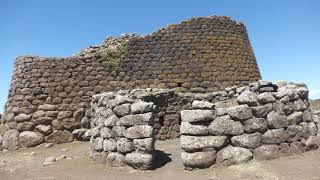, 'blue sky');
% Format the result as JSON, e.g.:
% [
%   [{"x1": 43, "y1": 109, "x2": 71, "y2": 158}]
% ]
[{"x1": 0, "y1": 0, "x2": 319, "y2": 113}]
